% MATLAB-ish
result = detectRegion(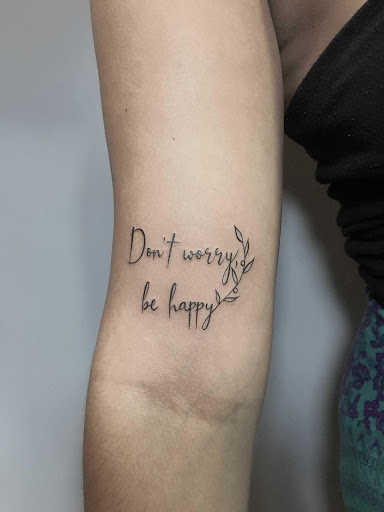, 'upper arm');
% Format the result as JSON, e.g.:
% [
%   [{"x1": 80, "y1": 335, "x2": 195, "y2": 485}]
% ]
[{"x1": 88, "y1": 0, "x2": 283, "y2": 400}]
